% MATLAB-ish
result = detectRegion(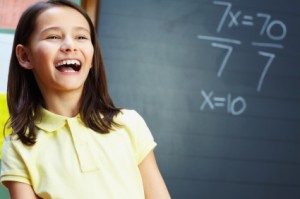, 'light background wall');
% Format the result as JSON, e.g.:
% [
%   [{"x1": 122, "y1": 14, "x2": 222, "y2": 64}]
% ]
[{"x1": 0, "y1": 33, "x2": 13, "y2": 93}]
